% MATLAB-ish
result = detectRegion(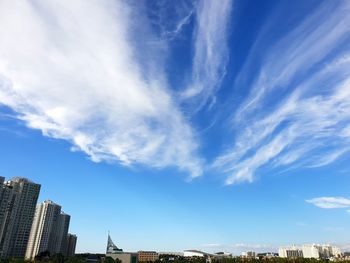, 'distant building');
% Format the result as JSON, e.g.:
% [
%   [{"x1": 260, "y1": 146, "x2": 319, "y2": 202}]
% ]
[
  {"x1": 138, "y1": 251, "x2": 158, "y2": 262},
  {"x1": 25, "y1": 200, "x2": 71, "y2": 259},
  {"x1": 279, "y1": 245, "x2": 303, "y2": 258},
  {"x1": 106, "y1": 234, "x2": 137, "y2": 263},
  {"x1": 241, "y1": 251, "x2": 256, "y2": 258},
  {"x1": 302, "y1": 244, "x2": 320, "y2": 258},
  {"x1": 301, "y1": 244, "x2": 343, "y2": 259},
  {"x1": 106, "y1": 234, "x2": 123, "y2": 254},
  {"x1": 214, "y1": 252, "x2": 232, "y2": 258},
  {"x1": 257, "y1": 253, "x2": 278, "y2": 259},
  {"x1": 108, "y1": 253, "x2": 138, "y2": 263},
  {"x1": 183, "y1": 250, "x2": 231, "y2": 259},
  {"x1": 0, "y1": 177, "x2": 41, "y2": 258},
  {"x1": 330, "y1": 246, "x2": 342, "y2": 258},
  {"x1": 183, "y1": 250, "x2": 207, "y2": 257},
  {"x1": 280, "y1": 244, "x2": 342, "y2": 259},
  {"x1": 66, "y1": 234, "x2": 77, "y2": 257}
]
